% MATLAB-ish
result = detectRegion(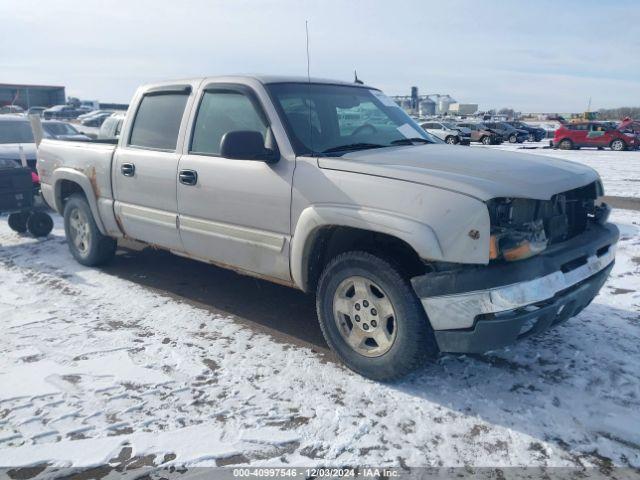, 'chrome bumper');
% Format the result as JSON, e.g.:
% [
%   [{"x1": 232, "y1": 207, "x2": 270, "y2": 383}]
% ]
[{"x1": 420, "y1": 245, "x2": 616, "y2": 331}]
